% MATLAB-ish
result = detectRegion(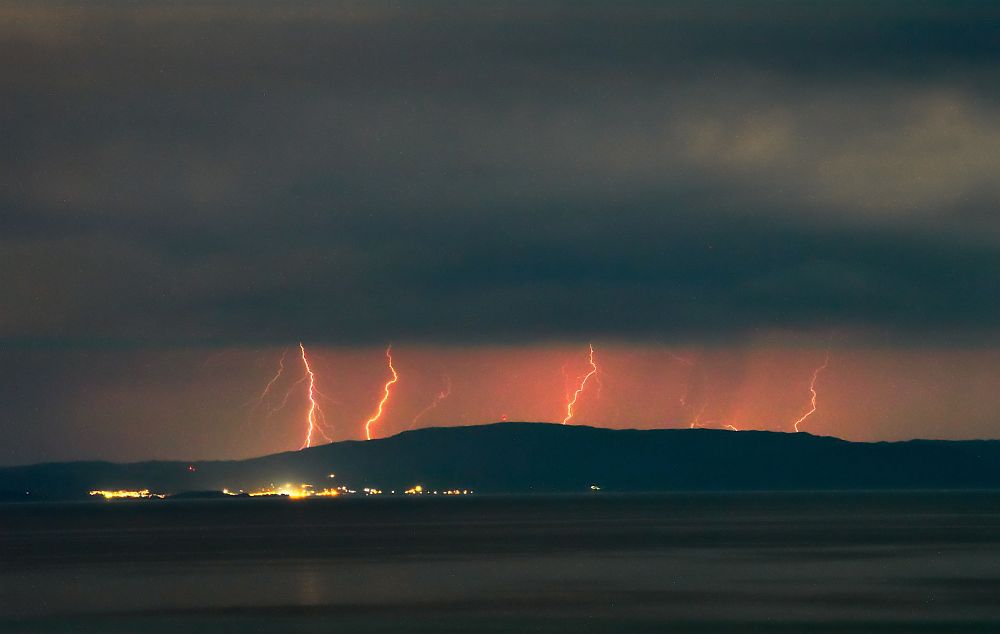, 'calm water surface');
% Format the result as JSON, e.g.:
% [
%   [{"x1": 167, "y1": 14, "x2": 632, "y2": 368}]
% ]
[{"x1": 2, "y1": 492, "x2": 1000, "y2": 633}]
